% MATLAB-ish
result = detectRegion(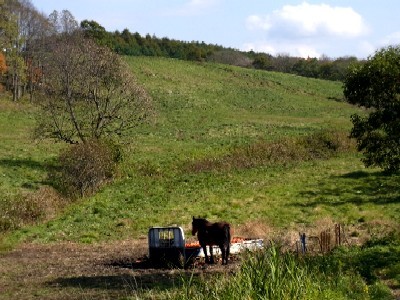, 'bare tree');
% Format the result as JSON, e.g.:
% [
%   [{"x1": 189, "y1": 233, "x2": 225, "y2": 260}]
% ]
[
  {"x1": 35, "y1": 33, "x2": 153, "y2": 144},
  {"x1": 47, "y1": 9, "x2": 78, "y2": 35},
  {"x1": 21, "y1": 2, "x2": 50, "y2": 100},
  {"x1": 1, "y1": 0, "x2": 24, "y2": 100},
  {"x1": 0, "y1": 0, "x2": 49, "y2": 100}
]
